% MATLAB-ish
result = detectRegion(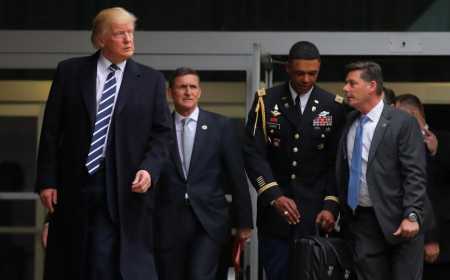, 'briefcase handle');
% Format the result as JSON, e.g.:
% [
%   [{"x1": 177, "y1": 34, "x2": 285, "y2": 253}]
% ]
[{"x1": 311, "y1": 224, "x2": 347, "y2": 268}]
